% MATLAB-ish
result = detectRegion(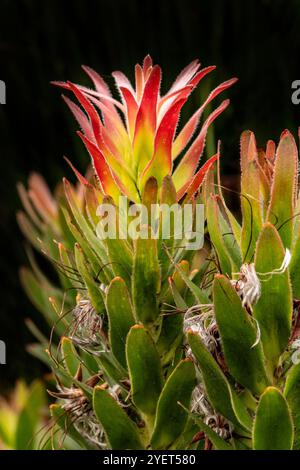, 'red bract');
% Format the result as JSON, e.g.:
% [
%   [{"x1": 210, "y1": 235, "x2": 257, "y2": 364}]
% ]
[{"x1": 53, "y1": 55, "x2": 237, "y2": 202}]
